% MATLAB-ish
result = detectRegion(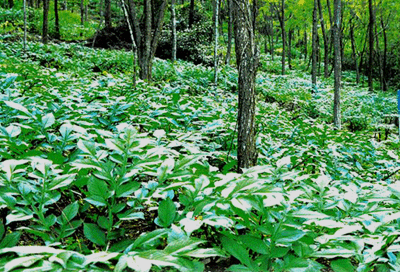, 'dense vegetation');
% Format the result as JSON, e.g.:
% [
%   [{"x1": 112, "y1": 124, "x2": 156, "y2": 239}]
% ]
[{"x1": 1, "y1": 0, "x2": 400, "y2": 271}]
